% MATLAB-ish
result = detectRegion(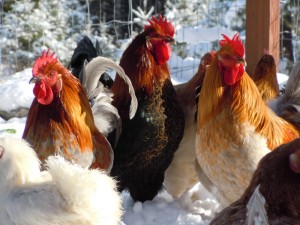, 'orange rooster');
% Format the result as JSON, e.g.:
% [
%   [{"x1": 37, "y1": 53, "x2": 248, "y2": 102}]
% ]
[
  {"x1": 110, "y1": 15, "x2": 185, "y2": 202},
  {"x1": 23, "y1": 50, "x2": 113, "y2": 171},
  {"x1": 252, "y1": 51, "x2": 279, "y2": 103},
  {"x1": 209, "y1": 138, "x2": 300, "y2": 225},
  {"x1": 195, "y1": 33, "x2": 300, "y2": 207},
  {"x1": 164, "y1": 52, "x2": 213, "y2": 198}
]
